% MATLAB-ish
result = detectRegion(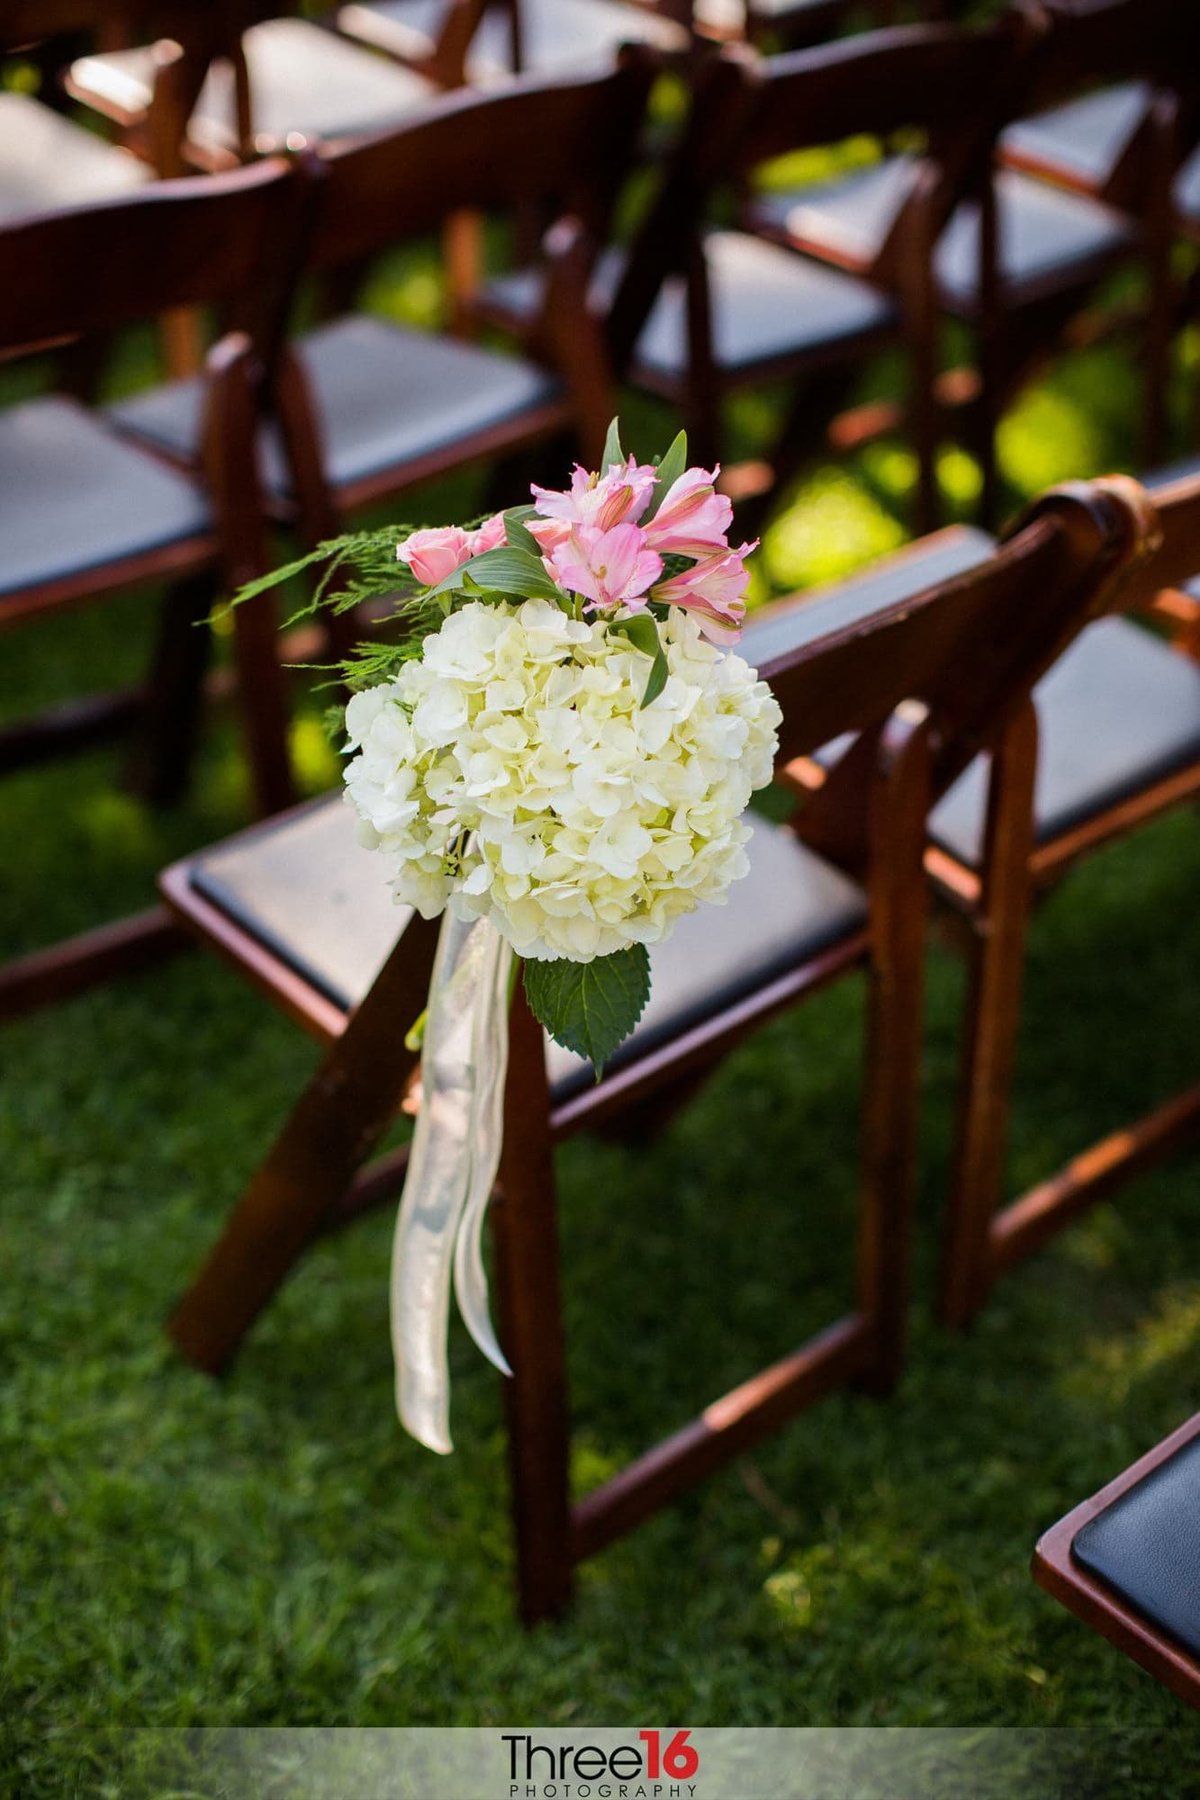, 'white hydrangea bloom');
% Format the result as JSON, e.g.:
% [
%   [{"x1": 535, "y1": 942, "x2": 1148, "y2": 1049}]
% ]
[{"x1": 343, "y1": 599, "x2": 781, "y2": 962}]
